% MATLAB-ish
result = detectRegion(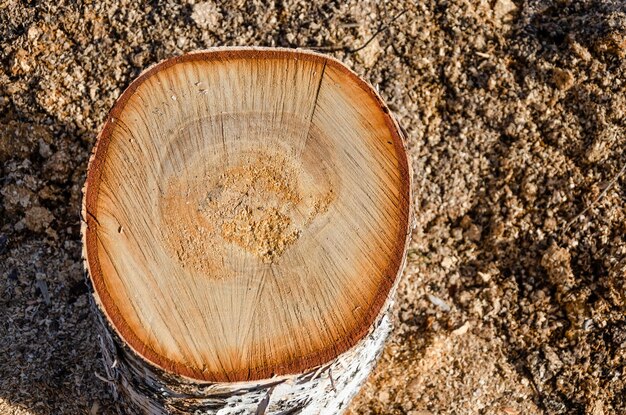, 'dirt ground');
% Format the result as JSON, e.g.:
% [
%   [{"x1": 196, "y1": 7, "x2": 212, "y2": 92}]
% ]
[{"x1": 1, "y1": 0, "x2": 625, "y2": 414}]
